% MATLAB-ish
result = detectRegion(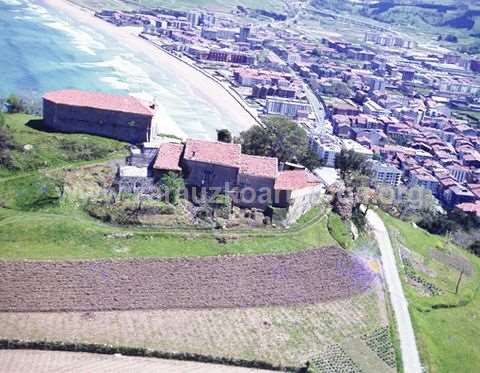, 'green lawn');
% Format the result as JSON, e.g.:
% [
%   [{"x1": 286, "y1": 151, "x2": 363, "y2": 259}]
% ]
[
  {"x1": 0, "y1": 114, "x2": 127, "y2": 178},
  {"x1": 327, "y1": 212, "x2": 354, "y2": 250},
  {"x1": 380, "y1": 212, "x2": 480, "y2": 373},
  {"x1": 0, "y1": 205, "x2": 335, "y2": 260}
]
